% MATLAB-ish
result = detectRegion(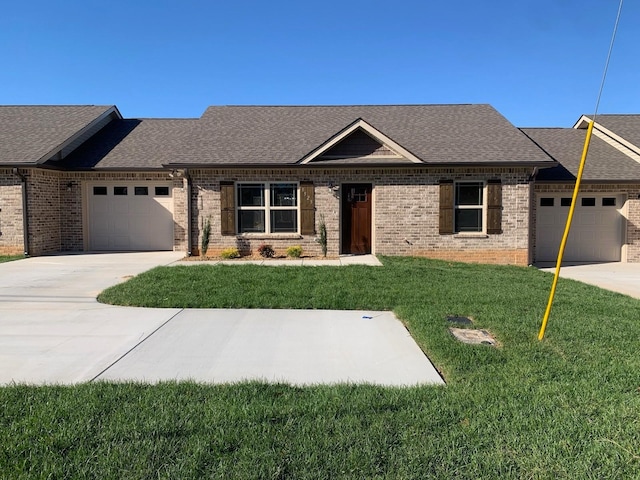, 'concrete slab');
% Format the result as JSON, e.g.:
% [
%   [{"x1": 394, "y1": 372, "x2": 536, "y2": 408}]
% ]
[
  {"x1": 0, "y1": 306, "x2": 181, "y2": 384},
  {"x1": 0, "y1": 252, "x2": 184, "y2": 384},
  {"x1": 97, "y1": 309, "x2": 444, "y2": 387},
  {"x1": 1, "y1": 251, "x2": 439, "y2": 387},
  {"x1": 536, "y1": 262, "x2": 640, "y2": 299}
]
